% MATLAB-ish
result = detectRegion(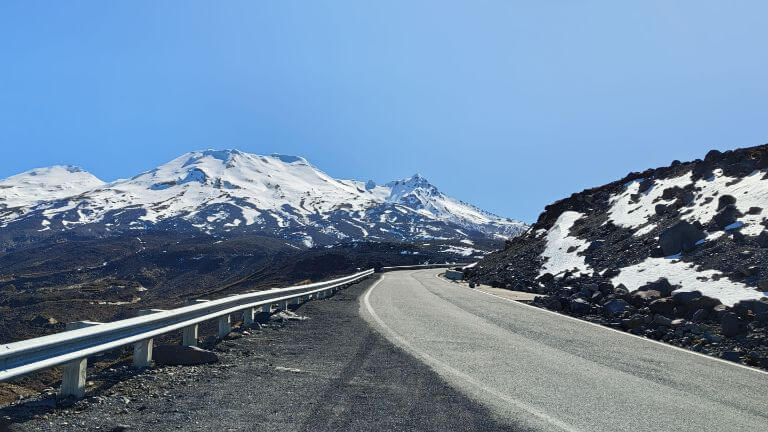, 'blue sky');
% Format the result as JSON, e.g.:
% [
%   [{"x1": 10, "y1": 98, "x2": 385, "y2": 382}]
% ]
[{"x1": 1, "y1": 1, "x2": 767, "y2": 223}]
